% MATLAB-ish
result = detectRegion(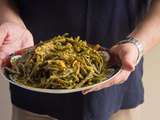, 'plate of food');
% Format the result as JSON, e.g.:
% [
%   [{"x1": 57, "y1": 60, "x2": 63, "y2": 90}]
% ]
[{"x1": 0, "y1": 34, "x2": 121, "y2": 94}]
